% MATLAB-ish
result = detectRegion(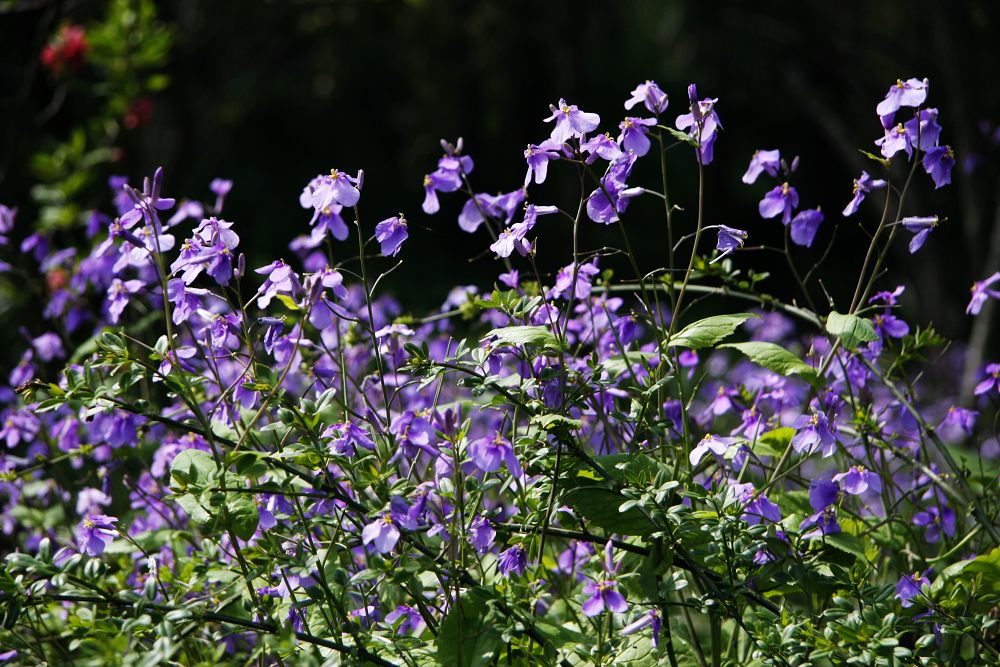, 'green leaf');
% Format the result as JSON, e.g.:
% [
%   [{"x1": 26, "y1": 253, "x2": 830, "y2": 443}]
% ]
[
  {"x1": 530, "y1": 413, "x2": 582, "y2": 432},
  {"x1": 226, "y1": 495, "x2": 260, "y2": 542},
  {"x1": 562, "y1": 487, "x2": 657, "y2": 536},
  {"x1": 484, "y1": 325, "x2": 564, "y2": 351},
  {"x1": 753, "y1": 427, "x2": 794, "y2": 458},
  {"x1": 662, "y1": 126, "x2": 697, "y2": 146},
  {"x1": 859, "y1": 149, "x2": 890, "y2": 168},
  {"x1": 437, "y1": 589, "x2": 504, "y2": 667},
  {"x1": 825, "y1": 311, "x2": 878, "y2": 349},
  {"x1": 169, "y1": 450, "x2": 217, "y2": 491},
  {"x1": 720, "y1": 342, "x2": 822, "y2": 388},
  {"x1": 669, "y1": 313, "x2": 757, "y2": 350},
  {"x1": 174, "y1": 492, "x2": 212, "y2": 525},
  {"x1": 822, "y1": 532, "x2": 868, "y2": 562}
]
